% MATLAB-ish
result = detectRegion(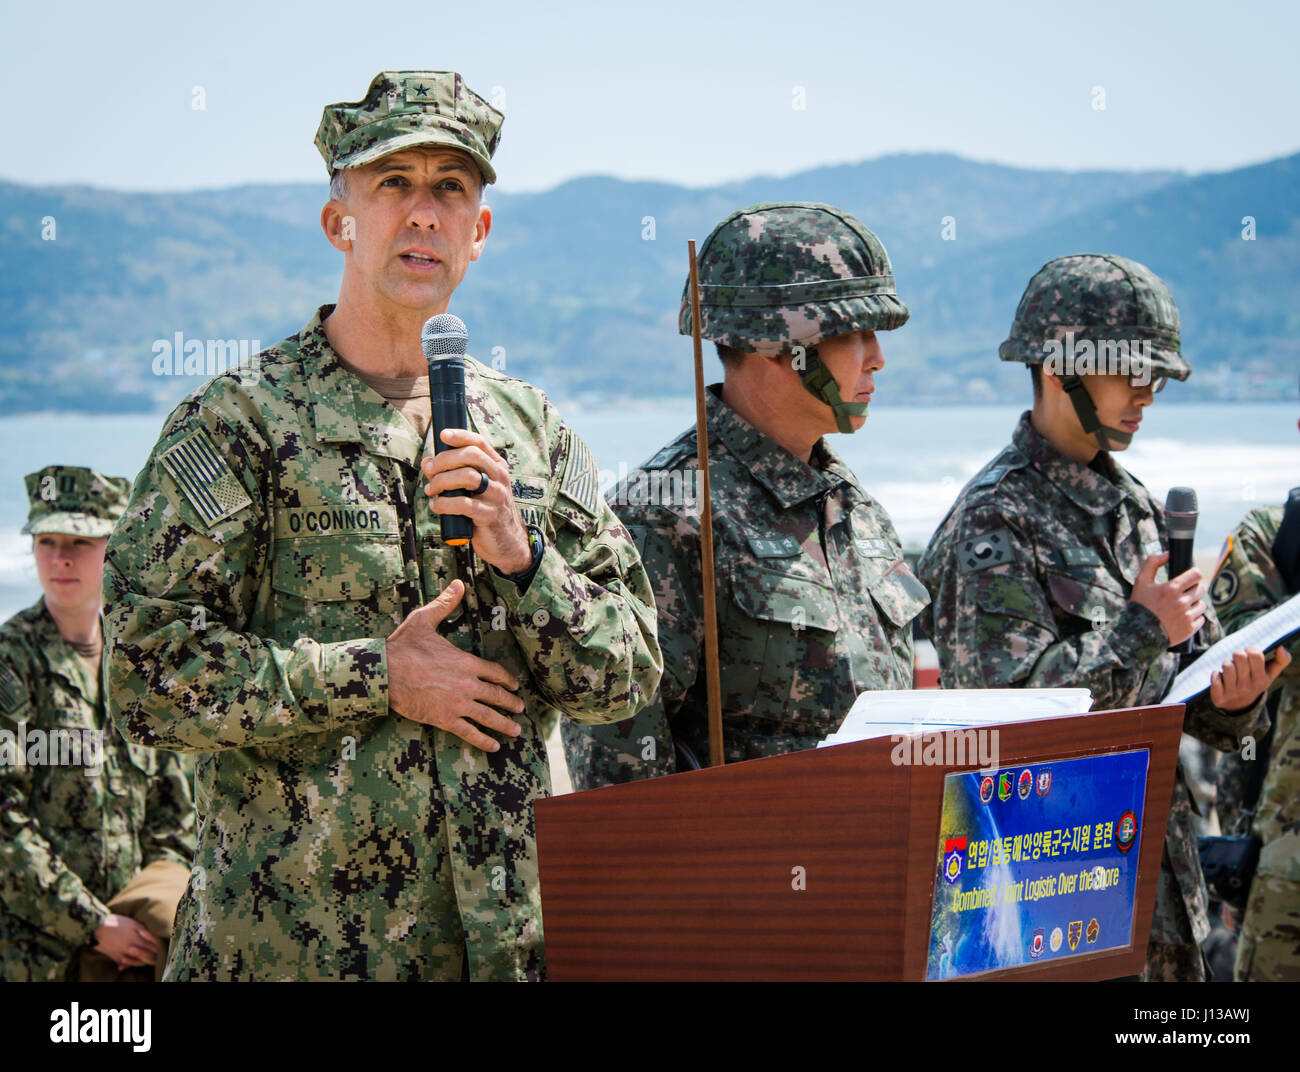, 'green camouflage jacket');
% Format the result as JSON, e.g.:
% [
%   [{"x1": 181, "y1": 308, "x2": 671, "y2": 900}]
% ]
[
  {"x1": 102, "y1": 306, "x2": 660, "y2": 981},
  {"x1": 563, "y1": 385, "x2": 928, "y2": 788},
  {"x1": 1211, "y1": 503, "x2": 1300, "y2": 880},
  {"x1": 917, "y1": 412, "x2": 1265, "y2": 946},
  {"x1": 0, "y1": 599, "x2": 195, "y2": 981}
]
